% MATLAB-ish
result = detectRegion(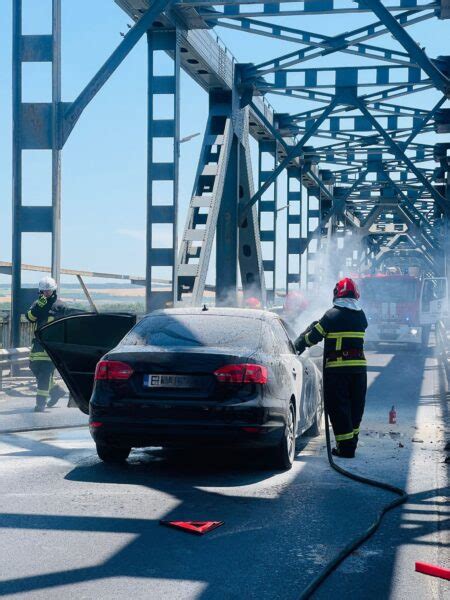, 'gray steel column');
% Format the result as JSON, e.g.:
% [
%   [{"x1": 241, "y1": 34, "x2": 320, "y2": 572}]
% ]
[
  {"x1": 286, "y1": 166, "x2": 302, "y2": 292},
  {"x1": 11, "y1": 0, "x2": 62, "y2": 347},
  {"x1": 446, "y1": 171, "x2": 450, "y2": 282},
  {"x1": 258, "y1": 140, "x2": 278, "y2": 304},
  {"x1": 11, "y1": 0, "x2": 22, "y2": 347},
  {"x1": 216, "y1": 136, "x2": 239, "y2": 306},
  {"x1": 238, "y1": 138, "x2": 267, "y2": 306},
  {"x1": 51, "y1": 0, "x2": 62, "y2": 288},
  {"x1": 146, "y1": 29, "x2": 180, "y2": 312}
]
